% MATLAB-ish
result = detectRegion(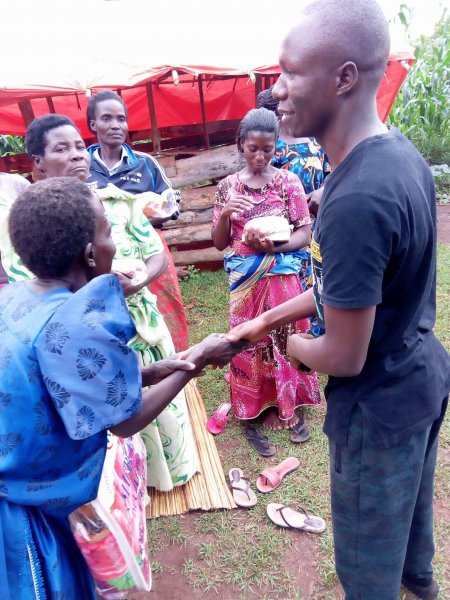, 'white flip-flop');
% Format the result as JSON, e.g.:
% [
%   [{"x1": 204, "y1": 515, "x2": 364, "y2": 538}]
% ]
[
  {"x1": 267, "y1": 503, "x2": 325, "y2": 533},
  {"x1": 228, "y1": 468, "x2": 257, "y2": 508}
]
